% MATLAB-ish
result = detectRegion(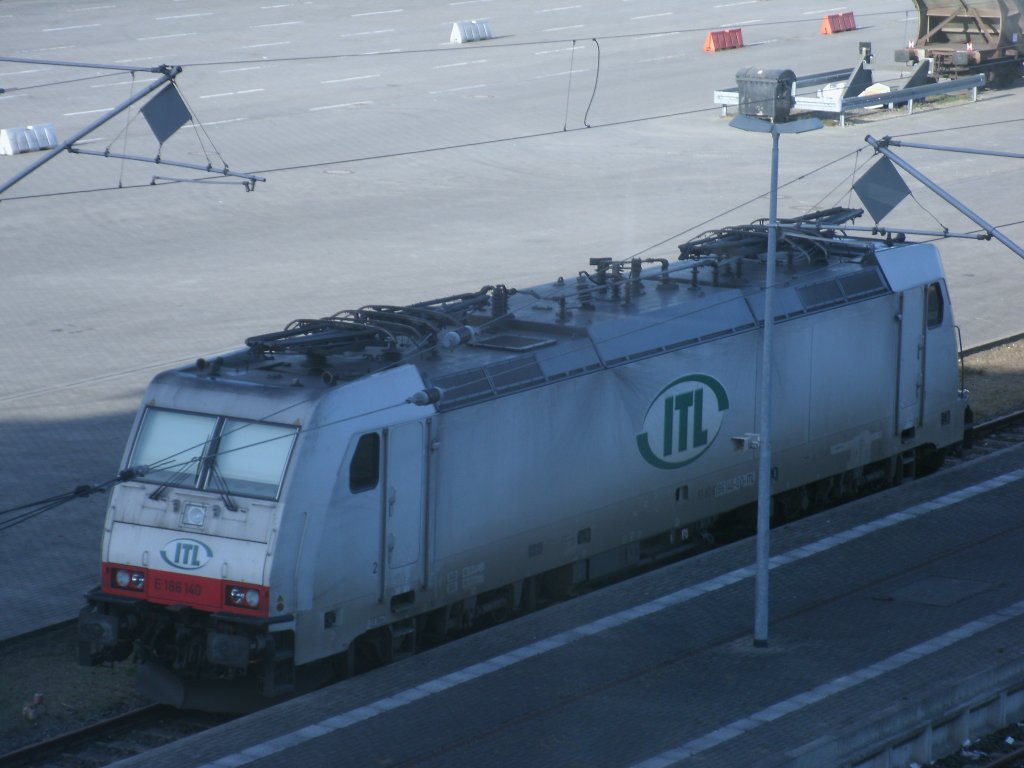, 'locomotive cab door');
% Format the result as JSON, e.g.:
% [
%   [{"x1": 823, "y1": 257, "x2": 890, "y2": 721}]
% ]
[
  {"x1": 380, "y1": 420, "x2": 426, "y2": 602},
  {"x1": 896, "y1": 286, "x2": 926, "y2": 434}
]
